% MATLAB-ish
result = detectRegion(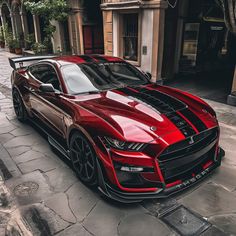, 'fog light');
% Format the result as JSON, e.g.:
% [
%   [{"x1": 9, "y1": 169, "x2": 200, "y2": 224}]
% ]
[{"x1": 120, "y1": 166, "x2": 144, "y2": 172}]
